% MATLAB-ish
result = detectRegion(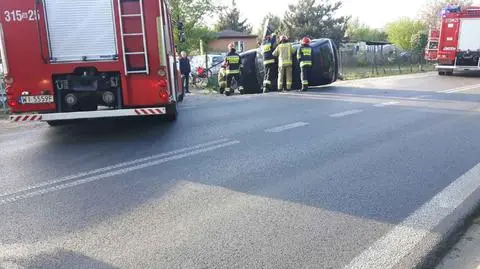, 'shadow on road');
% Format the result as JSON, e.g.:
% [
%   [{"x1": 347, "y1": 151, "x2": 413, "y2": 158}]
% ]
[{"x1": 1, "y1": 249, "x2": 118, "y2": 269}]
